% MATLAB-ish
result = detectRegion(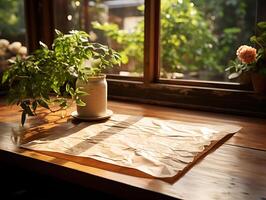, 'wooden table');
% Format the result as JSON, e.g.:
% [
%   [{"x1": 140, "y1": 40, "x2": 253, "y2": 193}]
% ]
[{"x1": 0, "y1": 99, "x2": 266, "y2": 200}]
